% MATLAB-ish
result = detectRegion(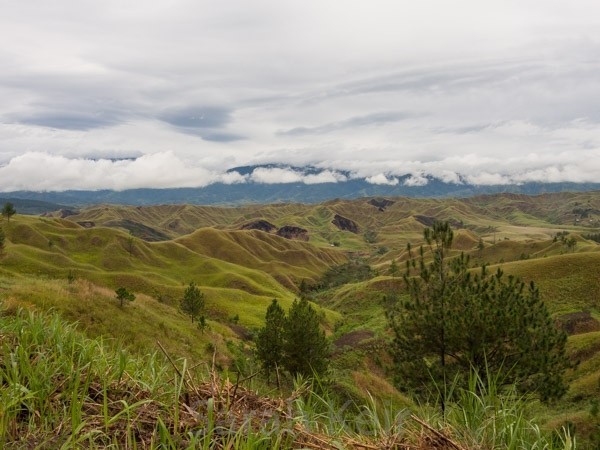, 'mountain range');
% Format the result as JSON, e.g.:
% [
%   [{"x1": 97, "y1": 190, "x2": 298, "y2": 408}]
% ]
[{"x1": 2, "y1": 165, "x2": 600, "y2": 208}]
